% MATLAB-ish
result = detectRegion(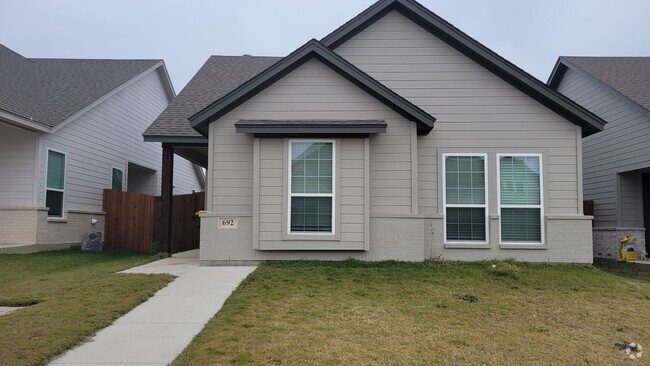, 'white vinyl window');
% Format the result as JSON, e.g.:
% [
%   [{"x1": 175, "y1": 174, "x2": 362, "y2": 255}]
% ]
[
  {"x1": 288, "y1": 140, "x2": 335, "y2": 234},
  {"x1": 498, "y1": 154, "x2": 544, "y2": 244},
  {"x1": 443, "y1": 154, "x2": 488, "y2": 243},
  {"x1": 46, "y1": 149, "x2": 66, "y2": 217},
  {"x1": 112, "y1": 168, "x2": 124, "y2": 190}
]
